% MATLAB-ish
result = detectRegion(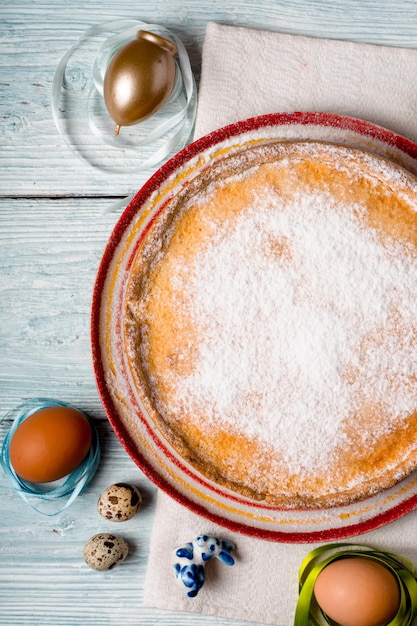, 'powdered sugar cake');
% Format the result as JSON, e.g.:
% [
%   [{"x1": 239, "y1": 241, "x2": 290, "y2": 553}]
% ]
[{"x1": 123, "y1": 140, "x2": 417, "y2": 509}]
